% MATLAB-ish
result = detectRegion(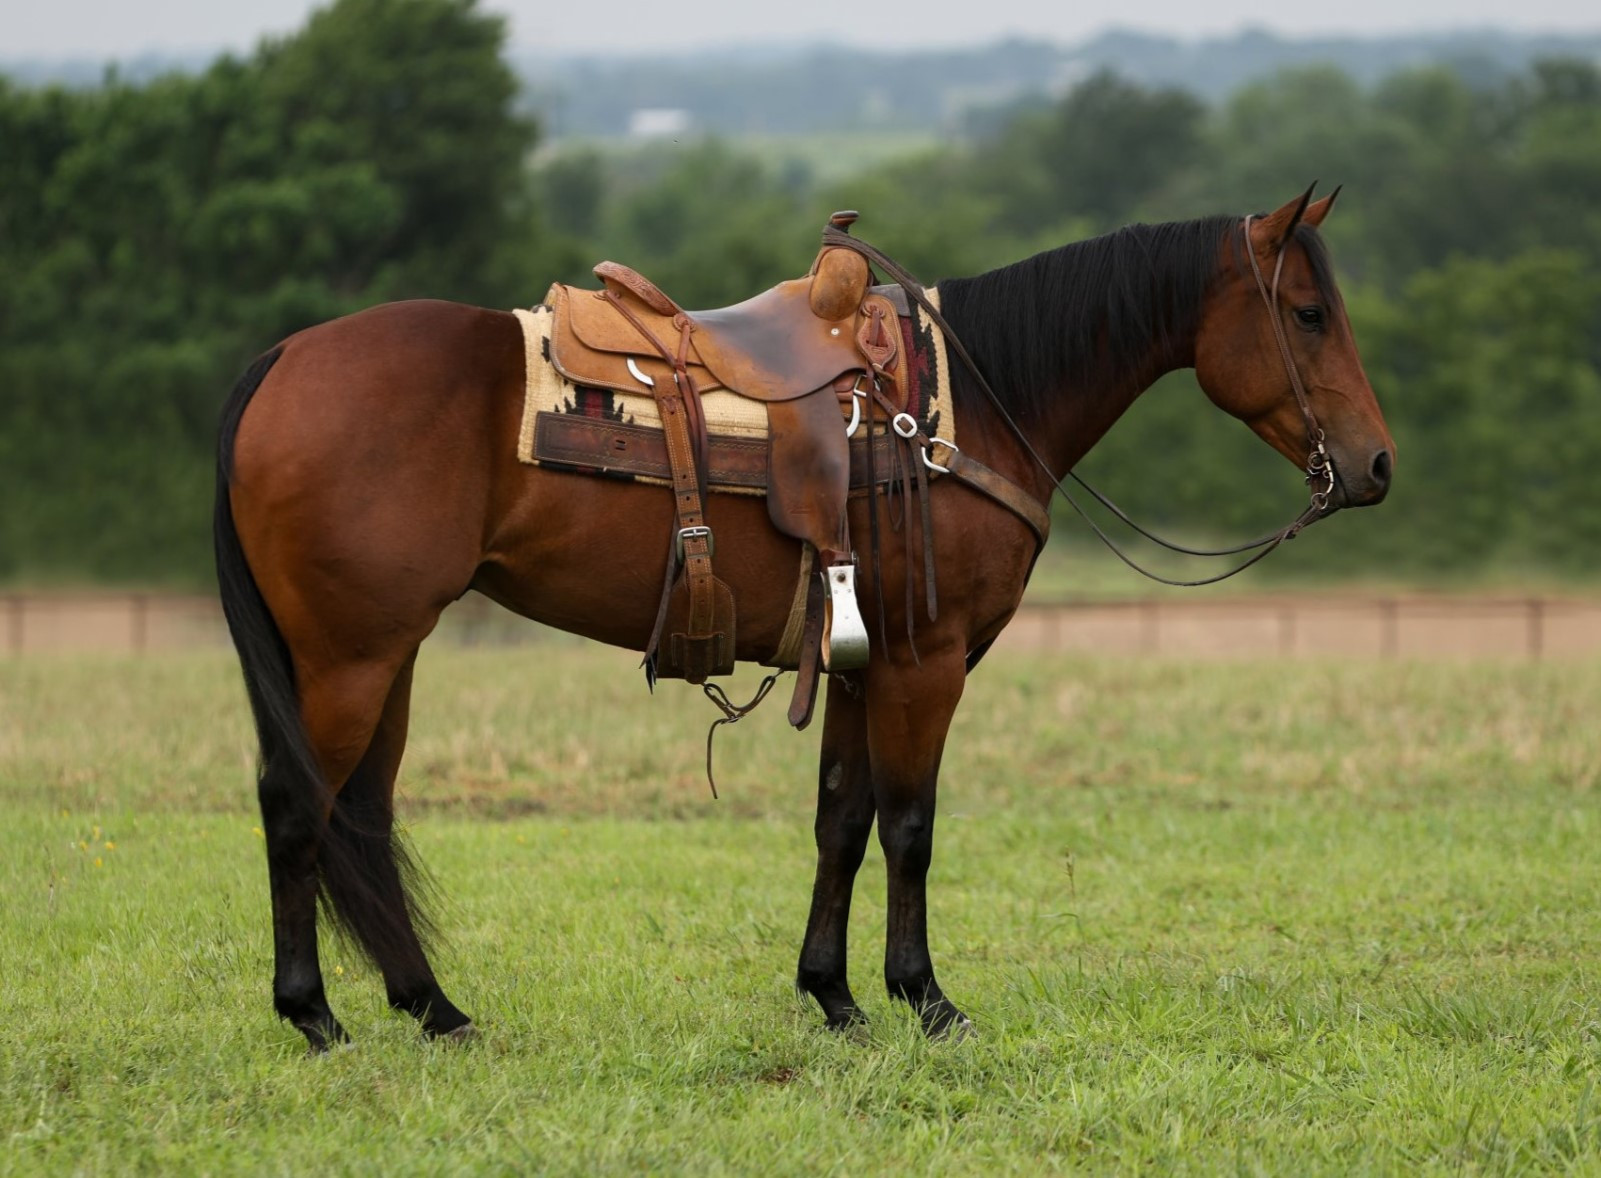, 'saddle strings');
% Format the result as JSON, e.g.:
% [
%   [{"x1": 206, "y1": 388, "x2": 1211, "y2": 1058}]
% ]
[
  {"x1": 821, "y1": 224, "x2": 1335, "y2": 588},
  {"x1": 701, "y1": 673, "x2": 781, "y2": 799}
]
